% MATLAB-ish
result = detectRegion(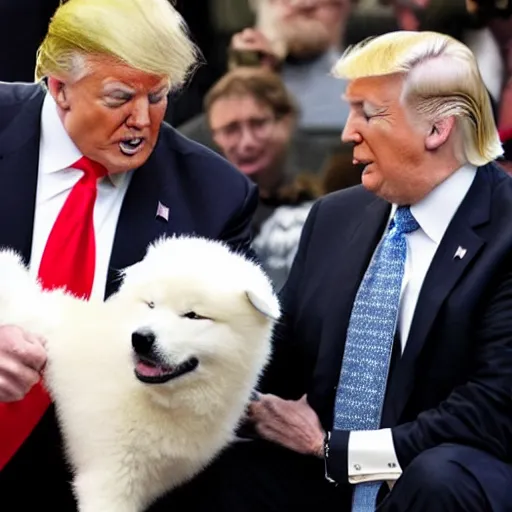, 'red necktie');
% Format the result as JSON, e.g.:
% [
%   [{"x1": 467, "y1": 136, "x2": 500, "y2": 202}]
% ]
[{"x1": 0, "y1": 156, "x2": 107, "y2": 470}]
